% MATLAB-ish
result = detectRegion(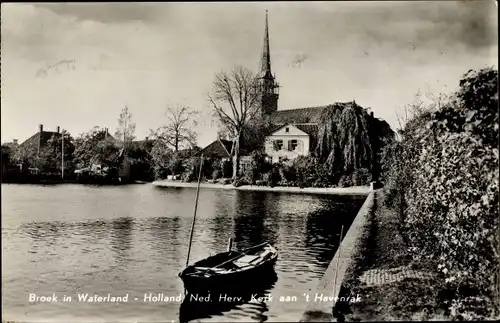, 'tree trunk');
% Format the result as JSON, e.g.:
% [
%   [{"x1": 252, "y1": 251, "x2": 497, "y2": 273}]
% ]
[{"x1": 232, "y1": 131, "x2": 241, "y2": 180}]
